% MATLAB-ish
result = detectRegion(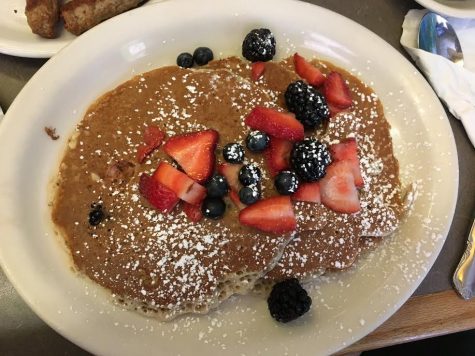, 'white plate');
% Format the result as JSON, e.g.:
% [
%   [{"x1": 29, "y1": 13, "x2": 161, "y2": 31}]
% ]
[
  {"x1": 0, "y1": 0, "x2": 160, "y2": 58},
  {"x1": 0, "y1": 0, "x2": 458, "y2": 355},
  {"x1": 415, "y1": 0, "x2": 475, "y2": 18}
]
